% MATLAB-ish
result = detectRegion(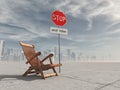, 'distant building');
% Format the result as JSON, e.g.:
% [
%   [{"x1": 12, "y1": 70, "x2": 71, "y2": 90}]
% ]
[
  {"x1": 67, "y1": 49, "x2": 71, "y2": 60},
  {"x1": 54, "y1": 47, "x2": 57, "y2": 58},
  {"x1": 0, "y1": 40, "x2": 4, "y2": 60},
  {"x1": 71, "y1": 52, "x2": 76, "y2": 60}
]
